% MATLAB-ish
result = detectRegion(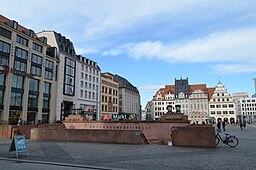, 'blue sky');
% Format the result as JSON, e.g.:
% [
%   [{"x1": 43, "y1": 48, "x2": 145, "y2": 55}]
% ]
[{"x1": 1, "y1": 0, "x2": 256, "y2": 108}]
